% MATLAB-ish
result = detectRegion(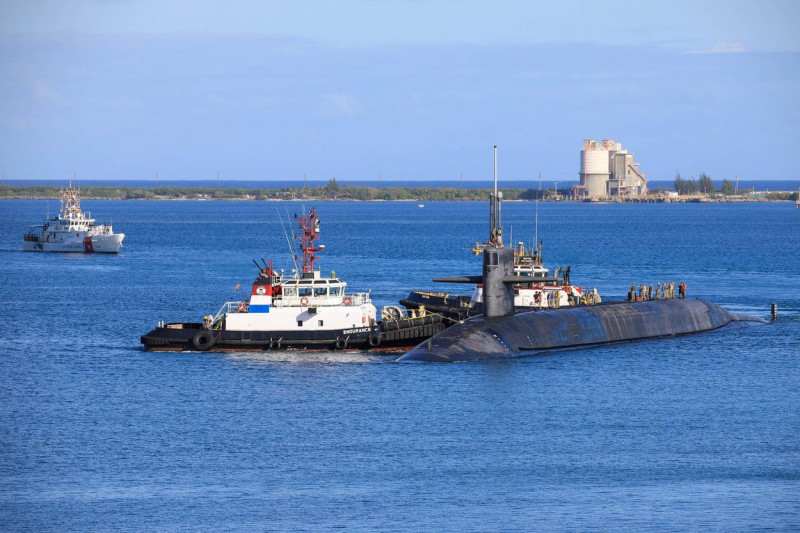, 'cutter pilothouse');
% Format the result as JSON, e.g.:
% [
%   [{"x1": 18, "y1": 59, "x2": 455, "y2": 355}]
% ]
[
  {"x1": 141, "y1": 207, "x2": 444, "y2": 352},
  {"x1": 23, "y1": 182, "x2": 124, "y2": 253}
]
